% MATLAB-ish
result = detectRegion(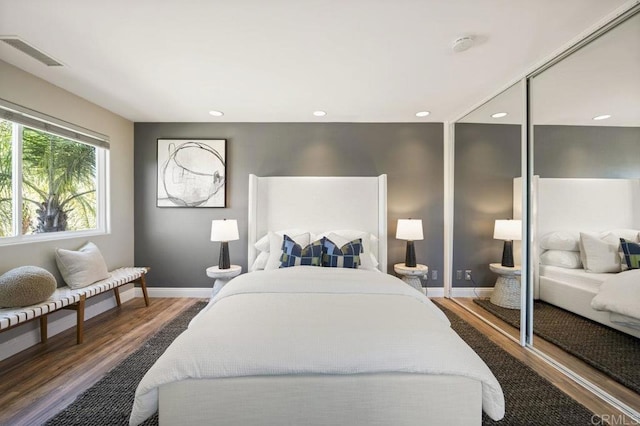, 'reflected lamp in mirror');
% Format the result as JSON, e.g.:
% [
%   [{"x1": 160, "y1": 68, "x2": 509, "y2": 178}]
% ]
[
  {"x1": 210, "y1": 219, "x2": 239, "y2": 269},
  {"x1": 494, "y1": 219, "x2": 521, "y2": 268},
  {"x1": 396, "y1": 219, "x2": 424, "y2": 268}
]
